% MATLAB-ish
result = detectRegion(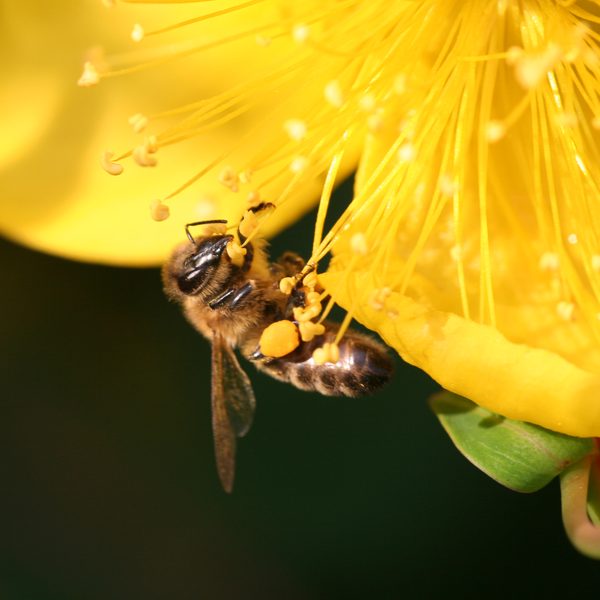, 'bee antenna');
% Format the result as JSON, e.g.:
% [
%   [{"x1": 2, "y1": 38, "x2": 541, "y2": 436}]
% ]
[{"x1": 185, "y1": 219, "x2": 228, "y2": 244}]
